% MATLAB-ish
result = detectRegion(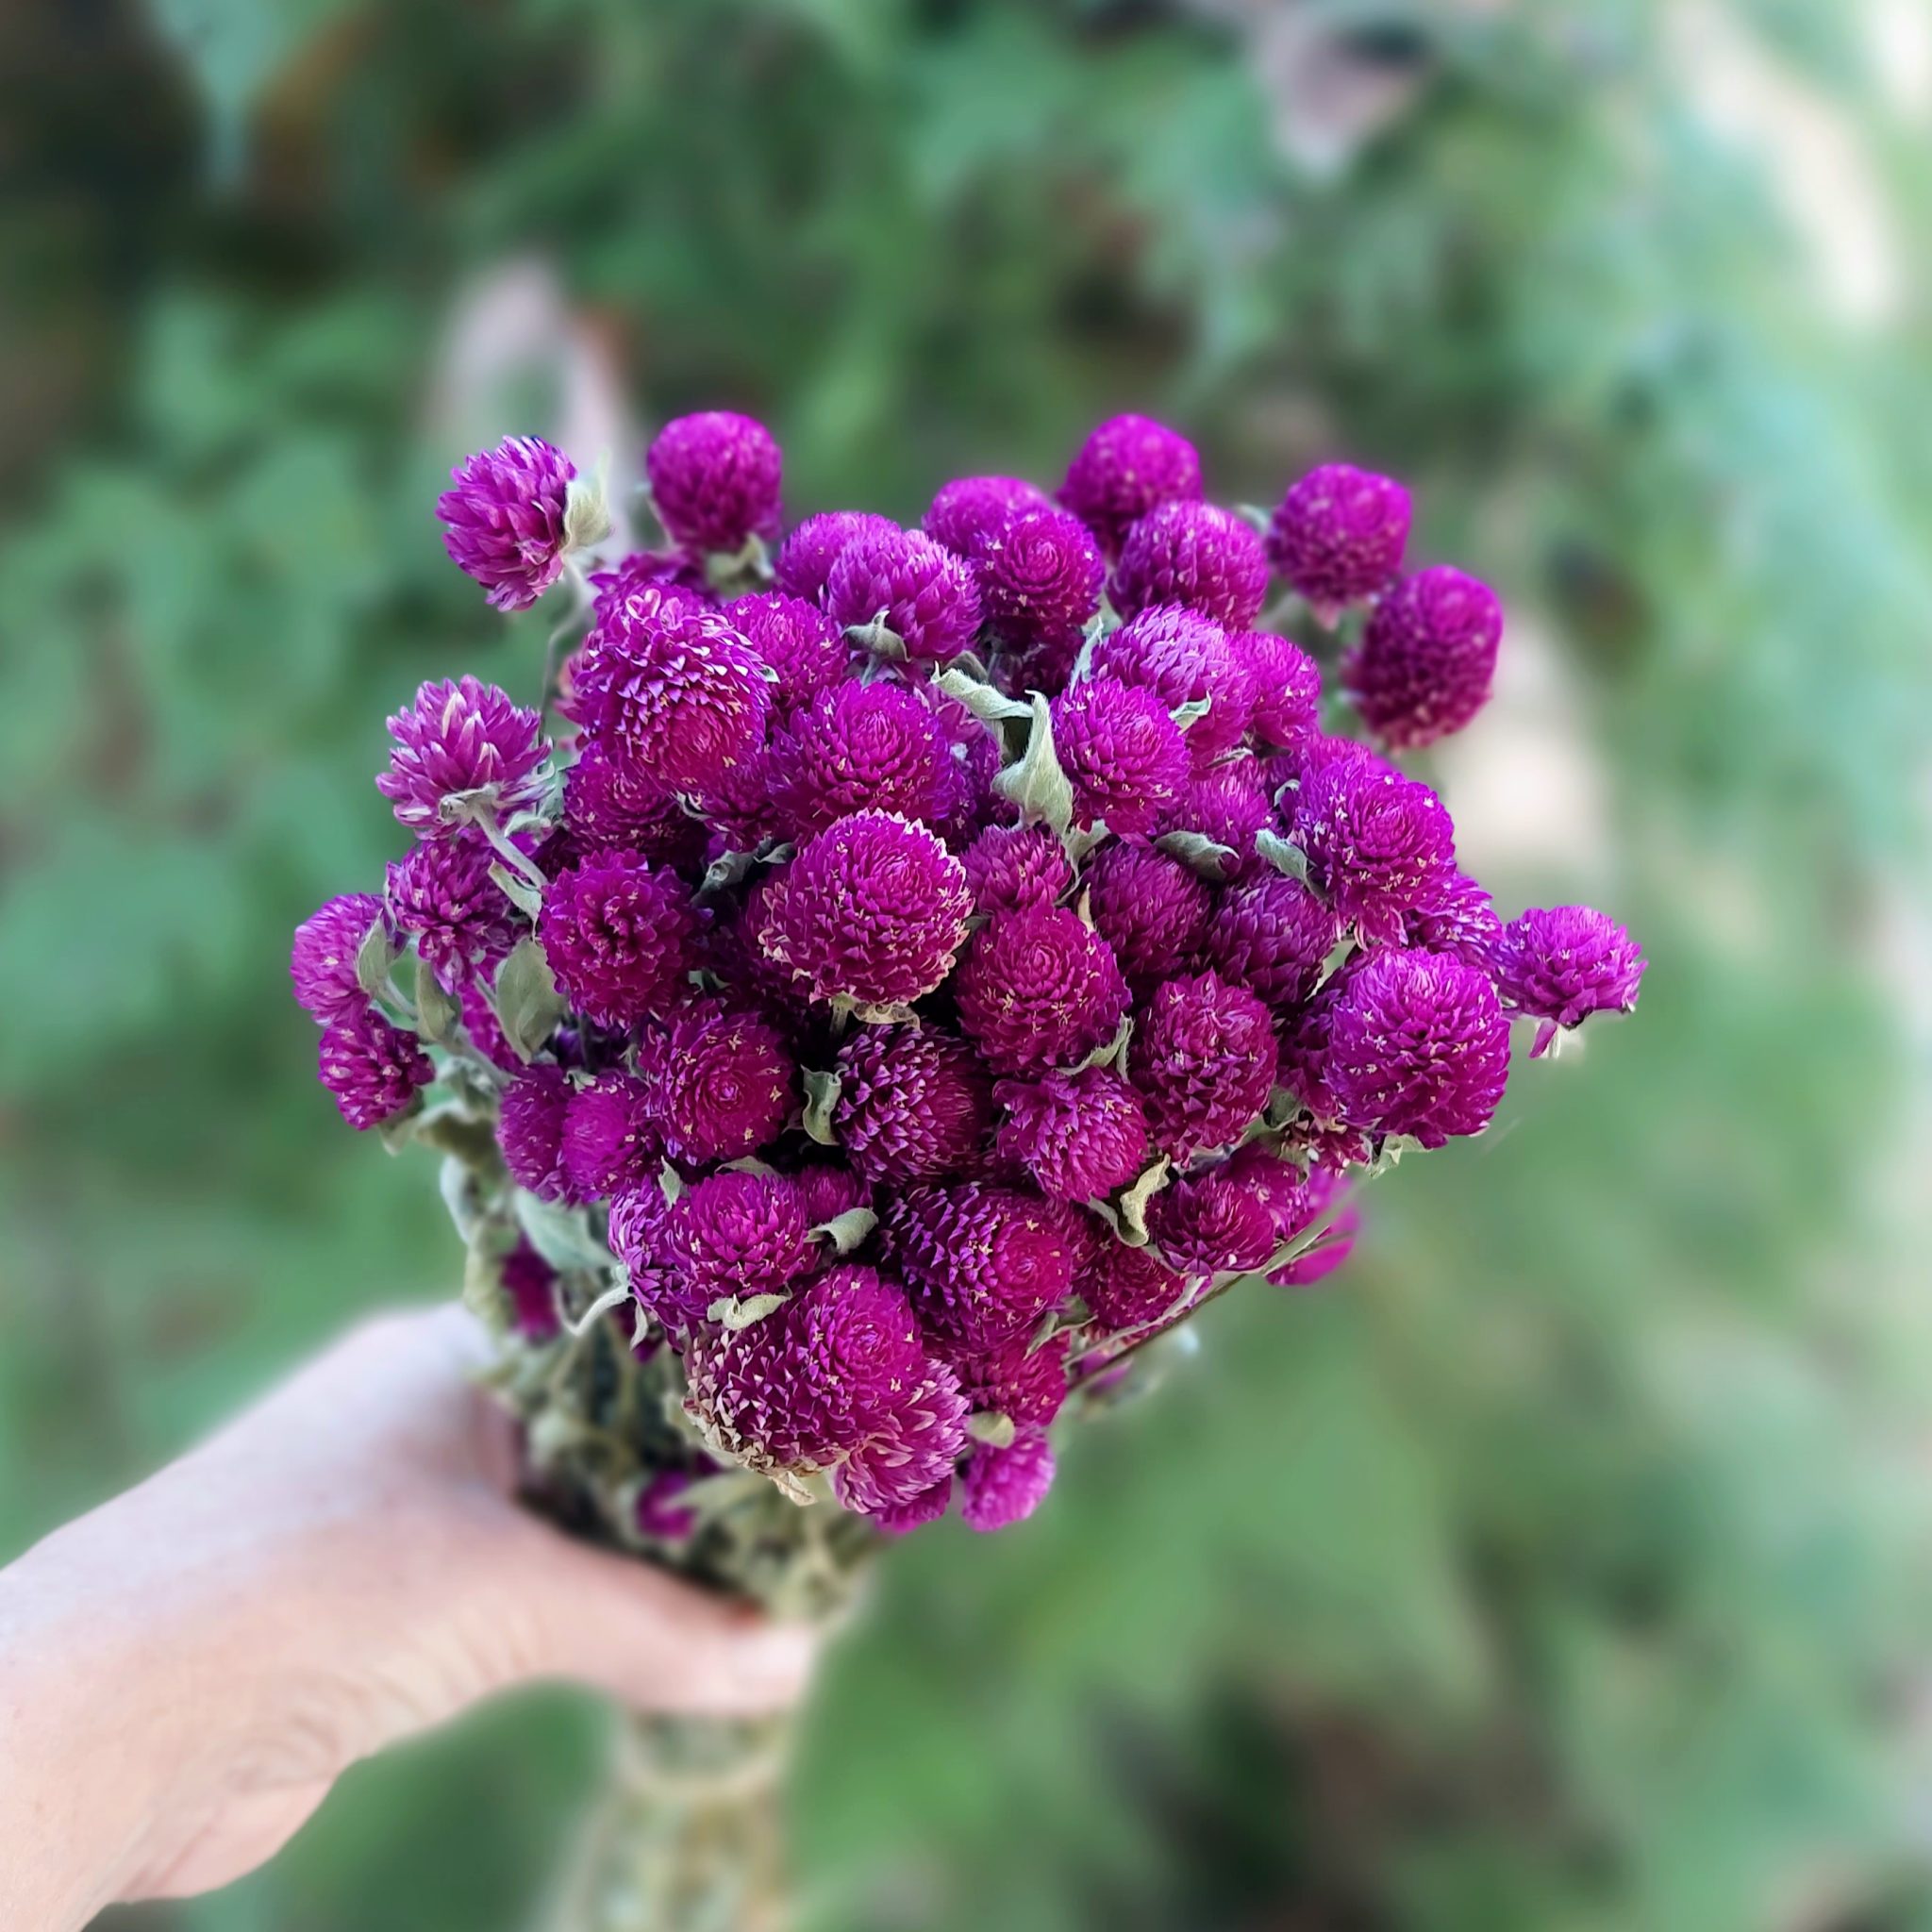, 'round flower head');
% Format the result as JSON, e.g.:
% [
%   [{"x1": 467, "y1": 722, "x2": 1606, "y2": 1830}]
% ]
[
  {"x1": 1159, "y1": 762, "x2": 1277, "y2": 874},
  {"x1": 667, "y1": 1170, "x2": 818, "y2": 1312},
  {"x1": 1343, "y1": 565, "x2": 1503, "y2": 748},
  {"x1": 961, "y1": 823, "x2": 1072, "y2": 918},
  {"x1": 825, "y1": 526, "x2": 983, "y2": 664},
  {"x1": 1133, "y1": 969, "x2": 1278, "y2": 1160},
  {"x1": 1112, "y1": 501, "x2": 1270, "y2": 631},
  {"x1": 496, "y1": 1065, "x2": 581, "y2": 1201},
  {"x1": 691, "y1": 745, "x2": 780, "y2": 855},
  {"x1": 560, "y1": 1070, "x2": 660, "y2": 1199},
  {"x1": 925, "y1": 475, "x2": 1050, "y2": 559},
  {"x1": 1050, "y1": 679, "x2": 1189, "y2": 837},
  {"x1": 1059, "y1": 413, "x2": 1204, "y2": 558},
  {"x1": 317, "y1": 1008, "x2": 432, "y2": 1131},
  {"x1": 769, "y1": 680, "x2": 950, "y2": 841},
  {"x1": 872, "y1": 1476, "x2": 956, "y2": 1537},
  {"x1": 436, "y1": 435, "x2": 576, "y2": 612},
  {"x1": 960, "y1": 1431, "x2": 1056, "y2": 1533},
  {"x1": 561, "y1": 744, "x2": 708, "y2": 870},
  {"x1": 1089, "y1": 607, "x2": 1254, "y2": 769},
  {"x1": 977, "y1": 505, "x2": 1106, "y2": 648},
  {"x1": 588, "y1": 550, "x2": 708, "y2": 620},
  {"x1": 1269, "y1": 1167, "x2": 1360, "y2": 1288},
  {"x1": 1271, "y1": 963, "x2": 1371, "y2": 1171},
  {"x1": 756, "y1": 812, "x2": 971, "y2": 1008},
  {"x1": 784, "y1": 1161, "x2": 873, "y2": 1229},
  {"x1": 577, "y1": 597, "x2": 771, "y2": 793},
  {"x1": 953, "y1": 907, "x2": 1129, "y2": 1075},
  {"x1": 608, "y1": 1183, "x2": 678, "y2": 1319},
  {"x1": 1203, "y1": 872, "x2": 1340, "y2": 1011},
  {"x1": 1266, "y1": 462, "x2": 1411, "y2": 619},
  {"x1": 881, "y1": 1183, "x2": 1076, "y2": 1349},
  {"x1": 774, "y1": 509, "x2": 899, "y2": 603},
  {"x1": 644, "y1": 410, "x2": 782, "y2": 554},
  {"x1": 835, "y1": 1025, "x2": 994, "y2": 1186},
  {"x1": 500, "y1": 1240, "x2": 561, "y2": 1340},
  {"x1": 1085, "y1": 842, "x2": 1212, "y2": 990},
  {"x1": 376, "y1": 677, "x2": 549, "y2": 838},
  {"x1": 1221, "y1": 1141, "x2": 1311, "y2": 1241},
  {"x1": 291, "y1": 892, "x2": 383, "y2": 1026},
  {"x1": 1148, "y1": 1166, "x2": 1279, "y2": 1278},
  {"x1": 385, "y1": 836, "x2": 519, "y2": 990},
  {"x1": 537, "y1": 849, "x2": 701, "y2": 1030},
  {"x1": 1405, "y1": 870, "x2": 1503, "y2": 972},
  {"x1": 1493, "y1": 905, "x2": 1646, "y2": 1057},
  {"x1": 724, "y1": 591, "x2": 850, "y2": 714},
  {"x1": 1234, "y1": 630, "x2": 1324, "y2": 747},
  {"x1": 1291, "y1": 744, "x2": 1457, "y2": 948},
  {"x1": 1079, "y1": 1238, "x2": 1185, "y2": 1332},
  {"x1": 994, "y1": 1064, "x2": 1149, "y2": 1202},
  {"x1": 1324, "y1": 946, "x2": 1510, "y2": 1145},
  {"x1": 641, "y1": 1001, "x2": 795, "y2": 1163},
  {"x1": 943, "y1": 1331, "x2": 1070, "y2": 1431}
]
